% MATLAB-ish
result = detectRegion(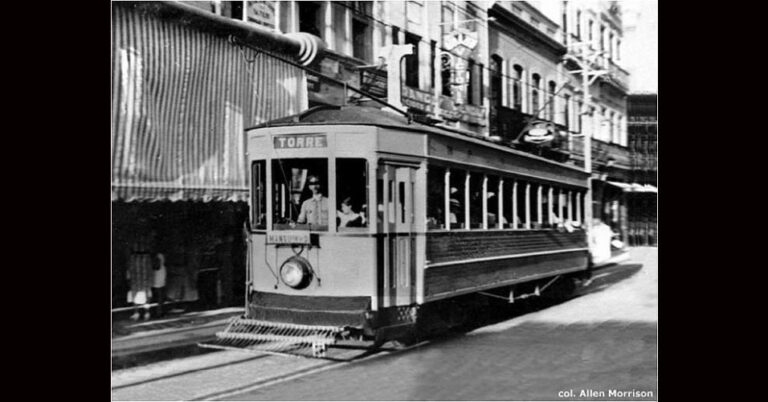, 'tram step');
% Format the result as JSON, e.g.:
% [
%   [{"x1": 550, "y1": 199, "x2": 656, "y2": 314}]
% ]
[{"x1": 199, "y1": 316, "x2": 344, "y2": 358}]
